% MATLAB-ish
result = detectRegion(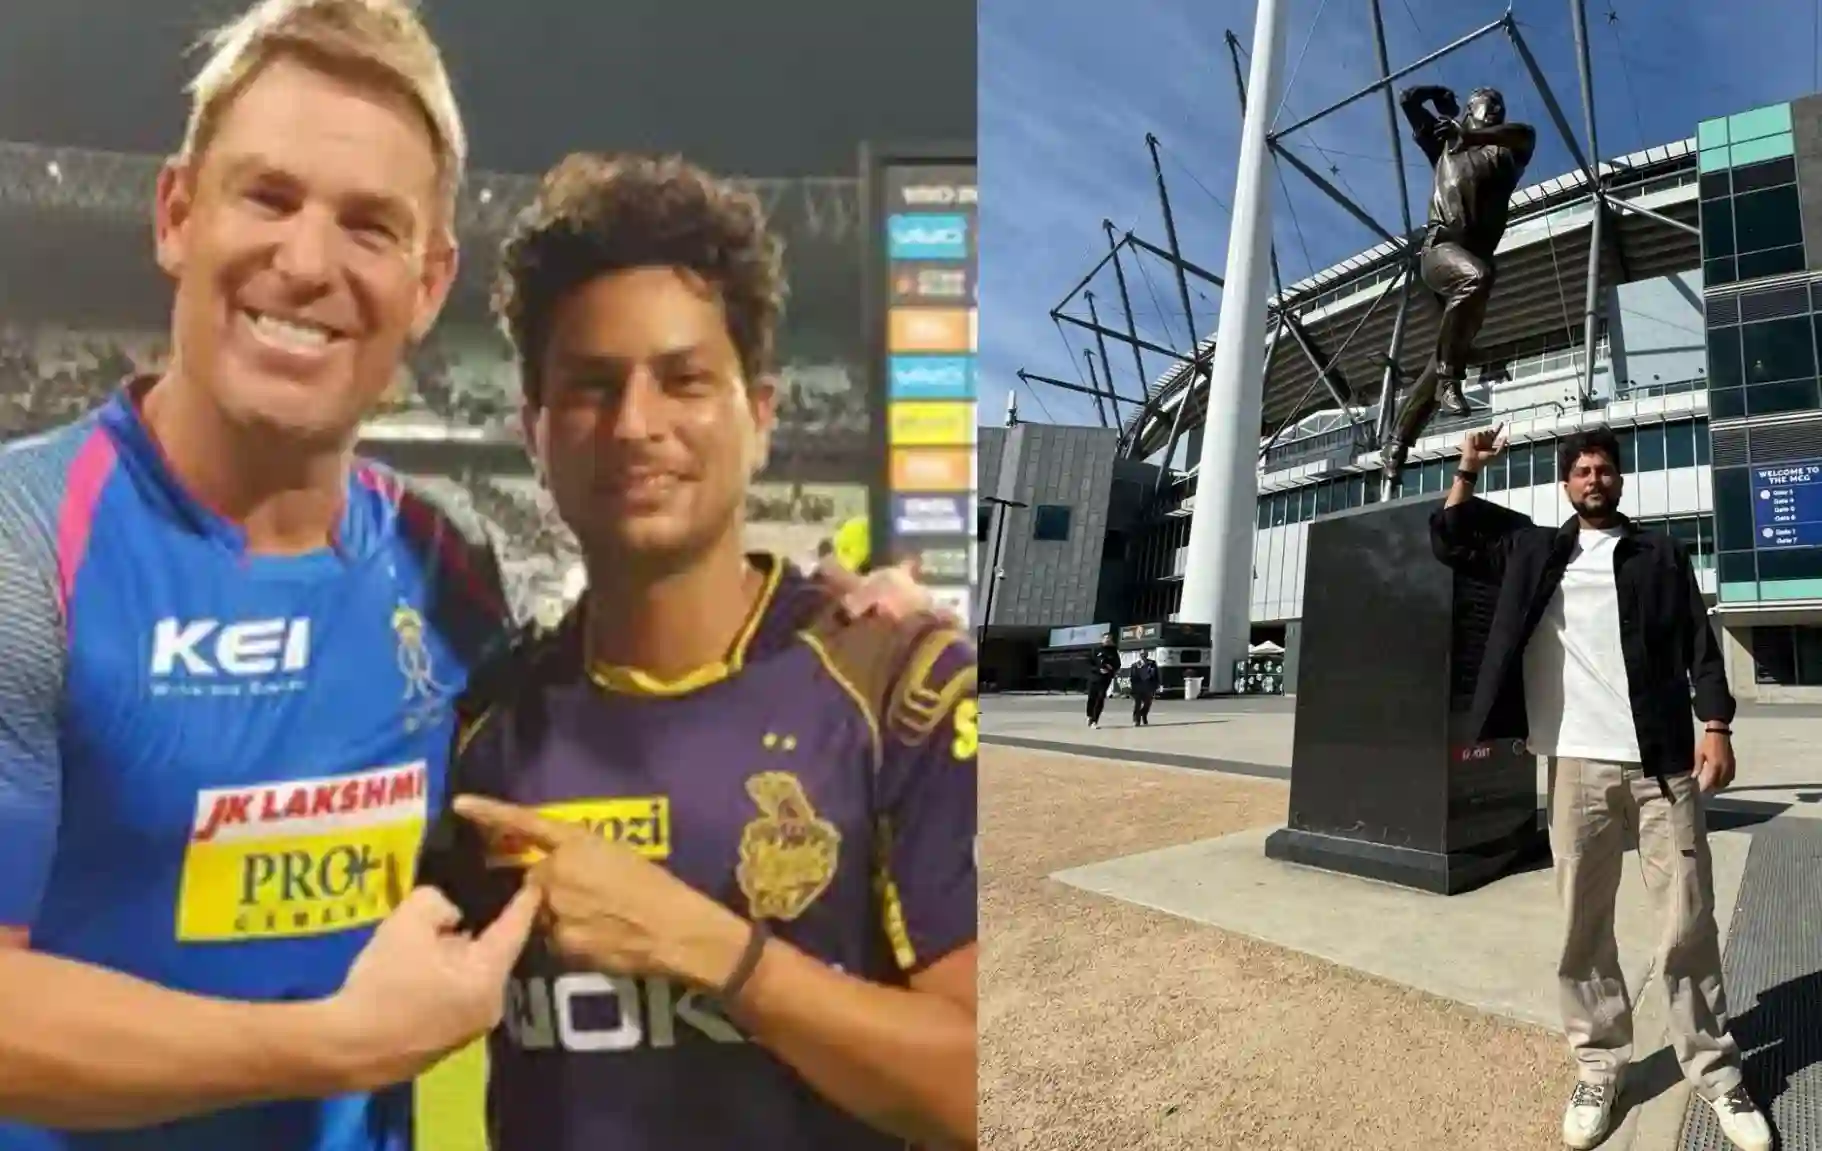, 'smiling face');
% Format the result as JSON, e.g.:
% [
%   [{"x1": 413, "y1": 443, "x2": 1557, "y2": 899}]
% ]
[
  {"x1": 525, "y1": 266, "x2": 776, "y2": 570},
  {"x1": 153, "y1": 54, "x2": 456, "y2": 446}
]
